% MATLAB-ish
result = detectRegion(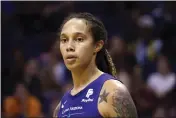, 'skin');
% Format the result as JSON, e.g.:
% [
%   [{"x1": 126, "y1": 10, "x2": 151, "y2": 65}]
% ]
[
  {"x1": 53, "y1": 18, "x2": 138, "y2": 118},
  {"x1": 98, "y1": 80, "x2": 138, "y2": 118},
  {"x1": 60, "y1": 18, "x2": 97, "y2": 71},
  {"x1": 59, "y1": 18, "x2": 104, "y2": 91}
]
